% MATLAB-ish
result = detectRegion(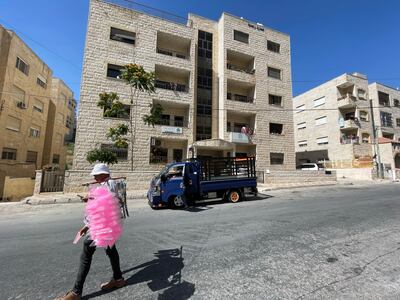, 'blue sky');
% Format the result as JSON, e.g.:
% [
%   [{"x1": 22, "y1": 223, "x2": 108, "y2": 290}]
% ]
[{"x1": 1, "y1": 0, "x2": 399, "y2": 100}]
